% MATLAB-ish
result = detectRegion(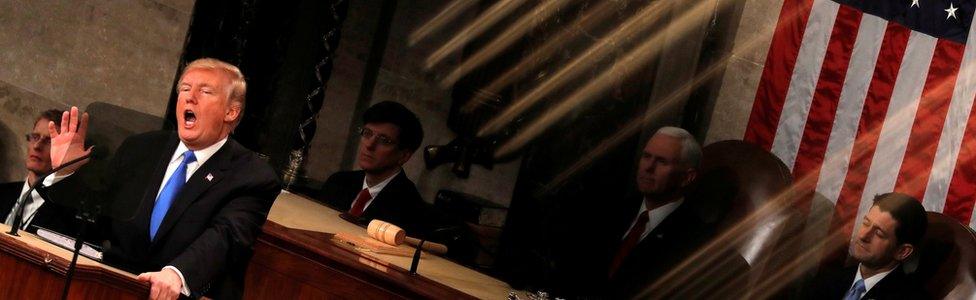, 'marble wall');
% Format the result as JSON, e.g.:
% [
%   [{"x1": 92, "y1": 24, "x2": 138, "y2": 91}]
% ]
[
  {"x1": 0, "y1": 0, "x2": 193, "y2": 182},
  {"x1": 704, "y1": 0, "x2": 782, "y2": 144}
]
